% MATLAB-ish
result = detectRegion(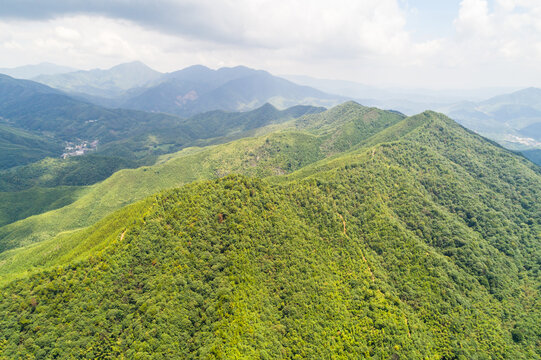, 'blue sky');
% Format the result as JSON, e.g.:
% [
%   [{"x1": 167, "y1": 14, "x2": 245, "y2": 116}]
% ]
[
  {"x1": 0, "y1": 0, "x2": 540, "y2": 89},
  {"x1": 405, "y1": 0, "x2": 460, "y2": 40}
]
